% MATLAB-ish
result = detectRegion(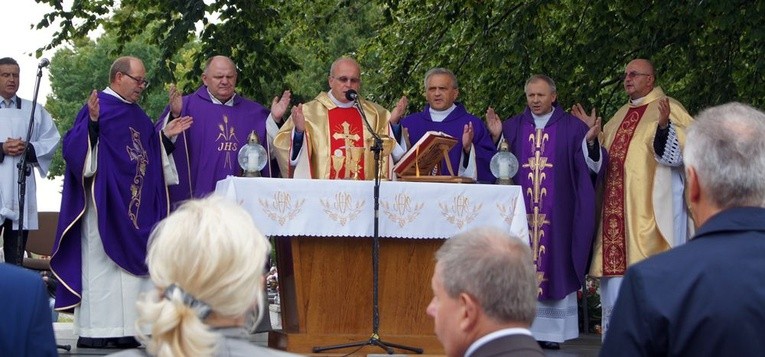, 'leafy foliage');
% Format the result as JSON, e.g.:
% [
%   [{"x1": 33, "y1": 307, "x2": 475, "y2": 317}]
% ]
[
  {"x1": 364, "y1": 0, "x2": 765, "y2": 118},
  {"x1": 36, "y1": 0, "x2": 765, "y2": 177}
]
